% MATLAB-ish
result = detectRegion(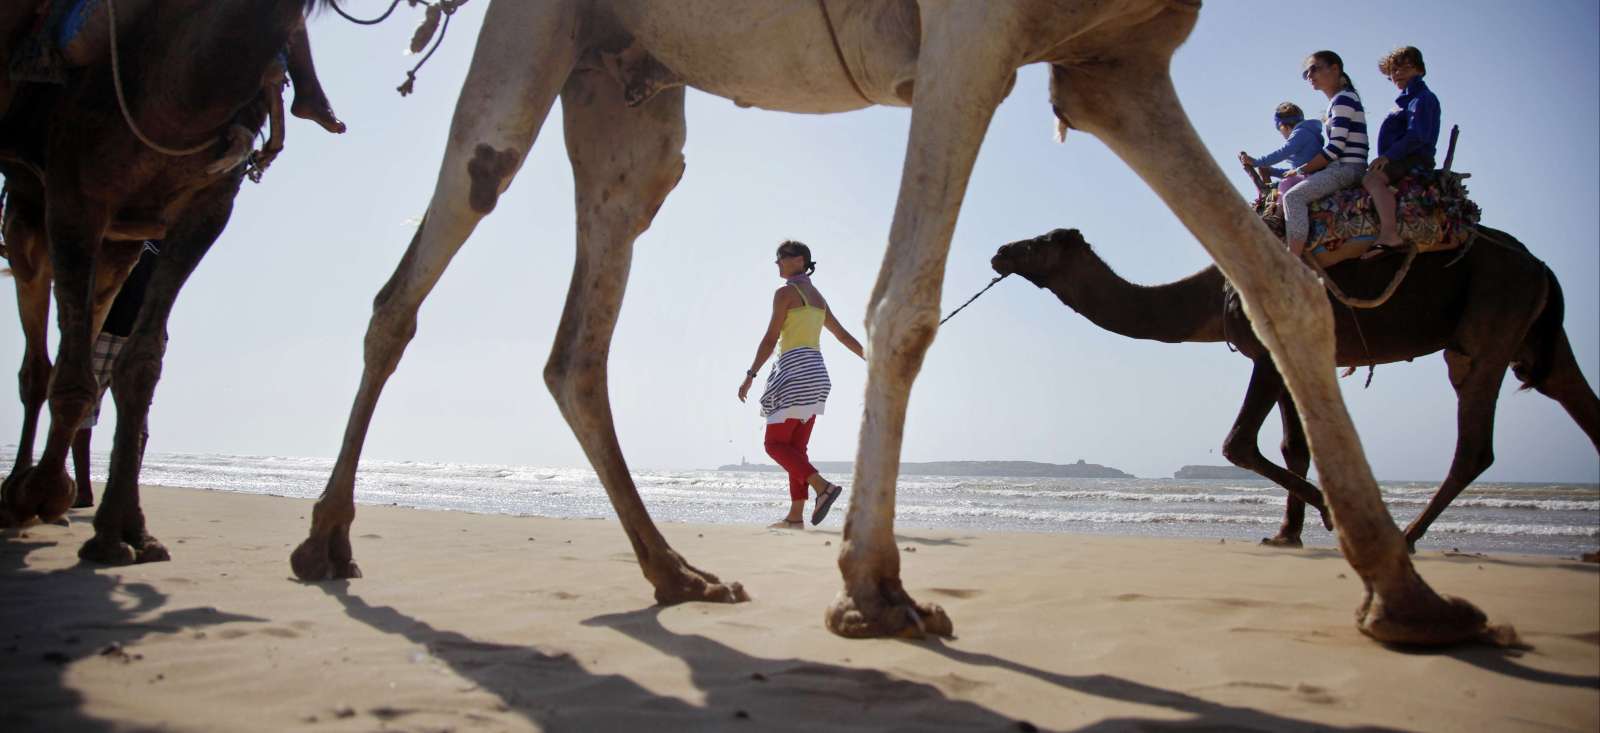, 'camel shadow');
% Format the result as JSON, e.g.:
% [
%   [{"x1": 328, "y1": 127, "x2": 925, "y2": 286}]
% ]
[
  {"x1": 0, "y1": 532, "x2": 264, "y2": 730},
  {"x1": 318, "y1": 582, "x2": 1038, "y2": 730},
  {"x1": 1428, "y1": 551, "x2": 1600, "y2": 576},
  {"x1": 1387, "y1": 643, "x2": 1600, "y2": 690},
  {"x1": 909, "y1": 637, "x2": 1406, "y2": 733}
]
